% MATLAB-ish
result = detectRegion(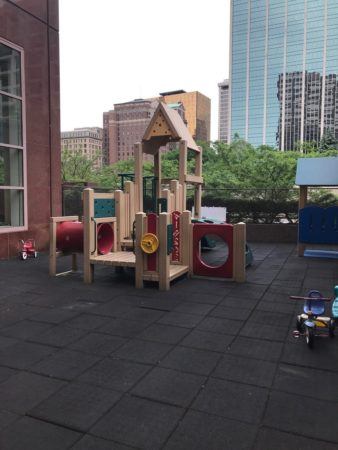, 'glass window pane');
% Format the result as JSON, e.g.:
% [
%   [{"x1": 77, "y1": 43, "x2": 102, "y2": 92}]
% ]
[
  {"x1": 0, "y1": 189, "x2": 24, "y2": 227},
  {"x1": 0, "y1": 95, "x2": 22, "y2": 146},
  {"x1": 0, "y1": 147, "x2": 23, "y2": 186},
  {"x1": 0, "y1": 43, "x2": 21, "y2": 96}
]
